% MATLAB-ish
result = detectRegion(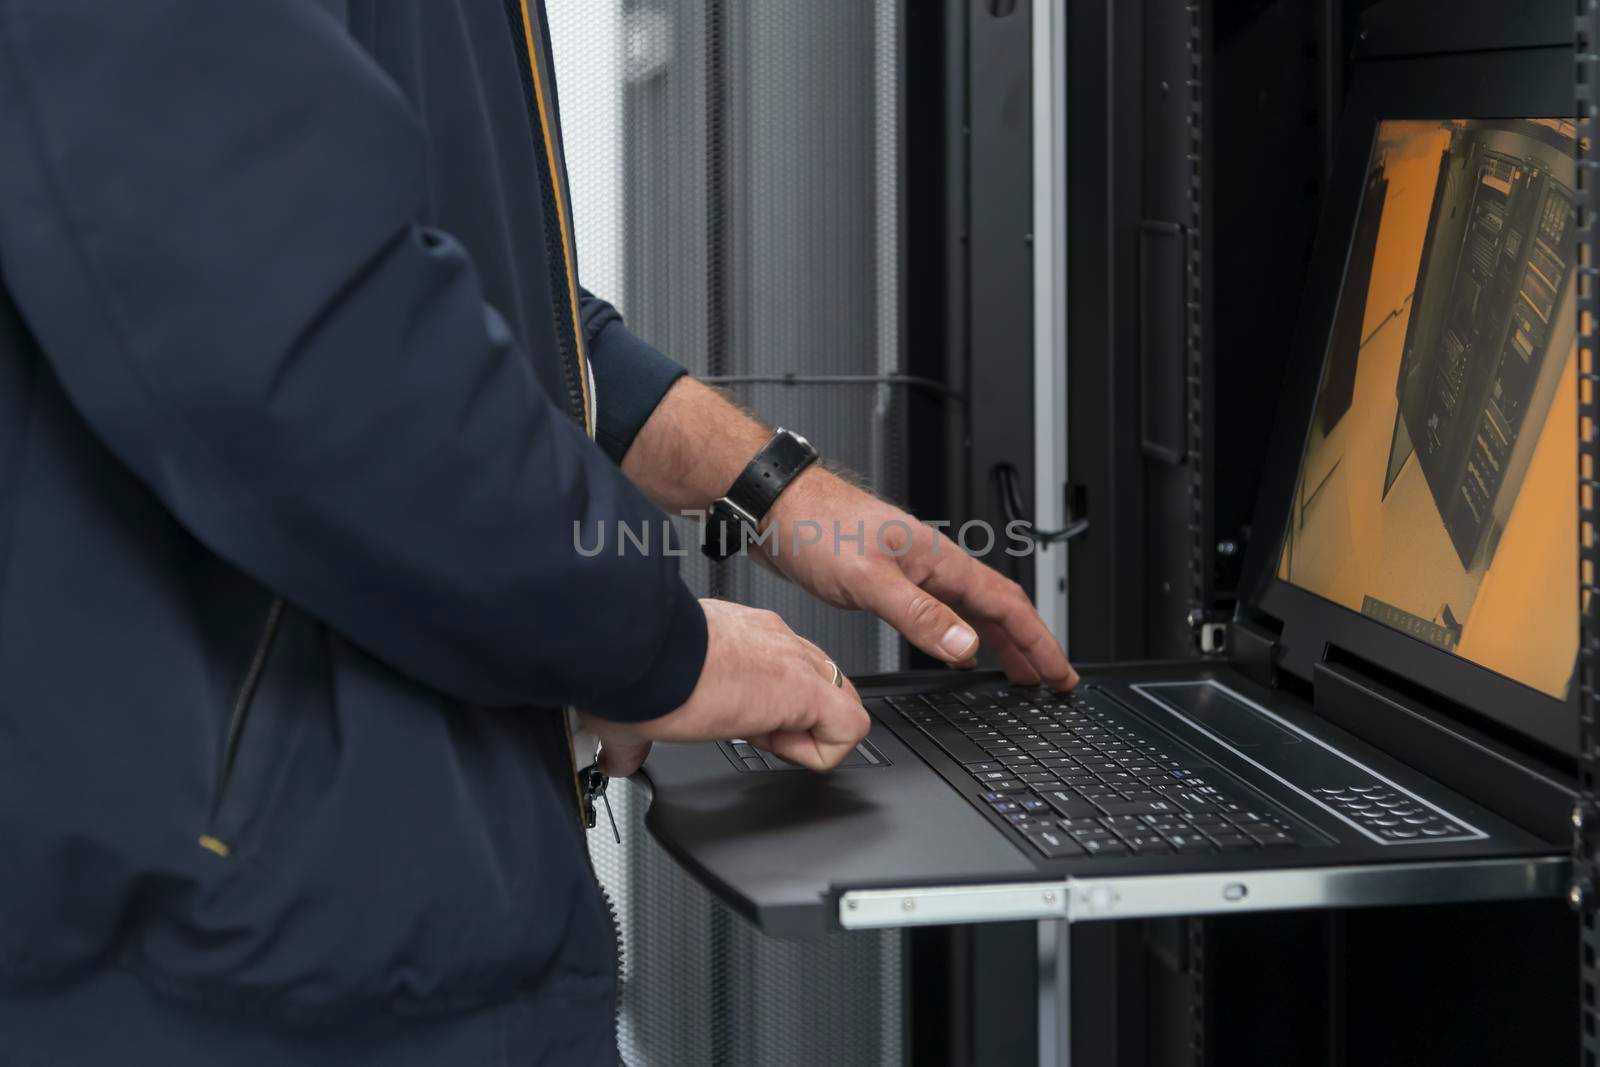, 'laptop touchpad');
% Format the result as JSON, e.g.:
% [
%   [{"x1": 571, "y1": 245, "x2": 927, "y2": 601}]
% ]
[{"x1": 1134, "y1": 681, "x2": 1300, "y2": 749}]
